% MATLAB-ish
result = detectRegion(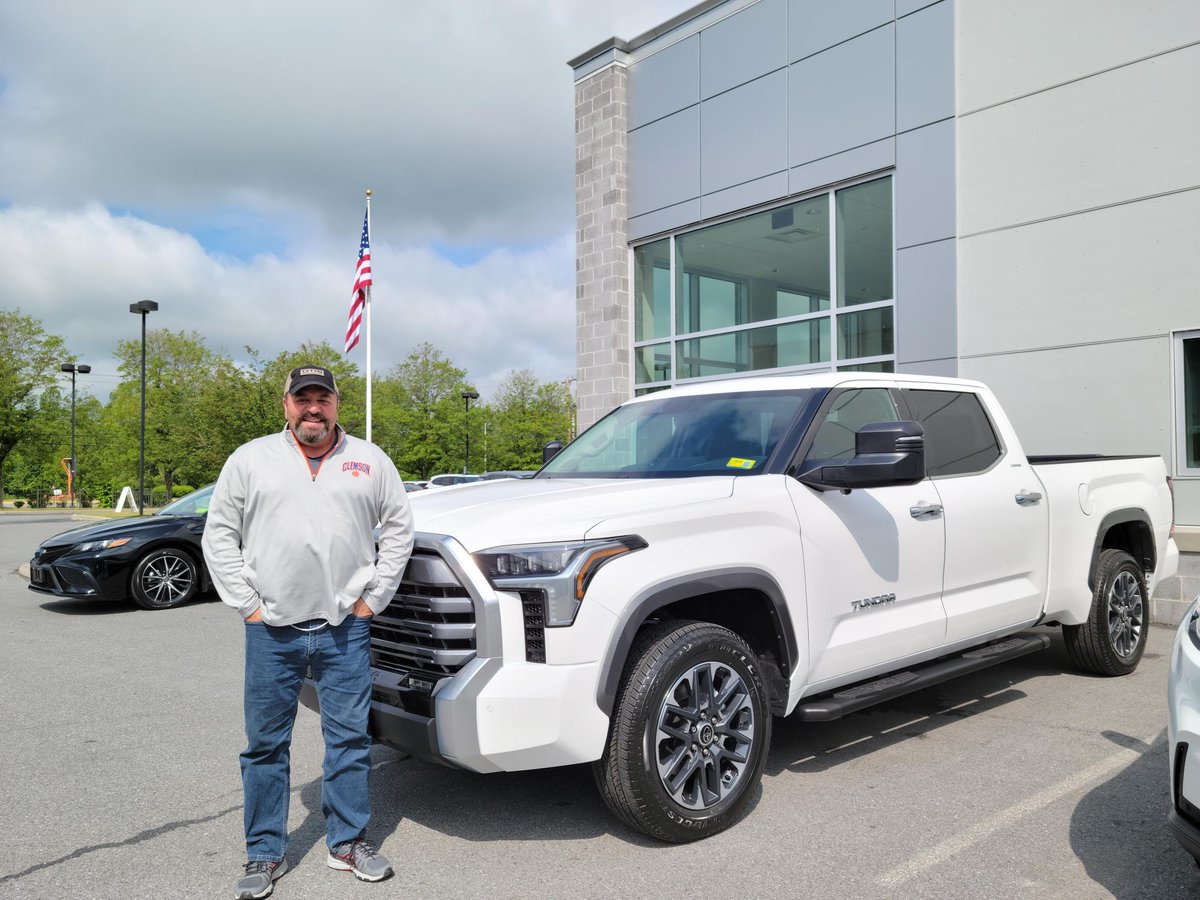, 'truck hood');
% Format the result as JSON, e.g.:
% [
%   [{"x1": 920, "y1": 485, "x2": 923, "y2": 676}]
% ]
[{"x1": 407, "y1": 477, "x2": 735, "y2": 550}]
